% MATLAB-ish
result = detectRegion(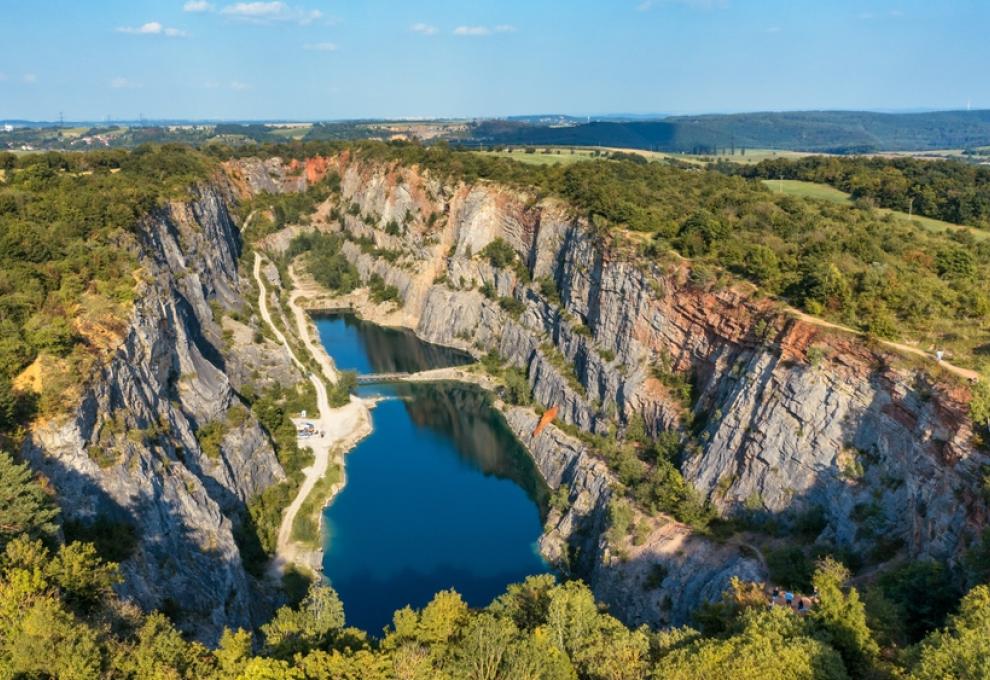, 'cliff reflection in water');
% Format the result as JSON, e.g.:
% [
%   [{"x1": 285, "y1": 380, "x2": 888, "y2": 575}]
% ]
[
  {"x1": 395, "y1": 382, "x2": 550, "y2": 515},
  {"x1": 316, "y1": 313, "x2": 551, "y2": 634},
  {"x1": 315, "y1": 313, "x2": 472, "y2": 375}
]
